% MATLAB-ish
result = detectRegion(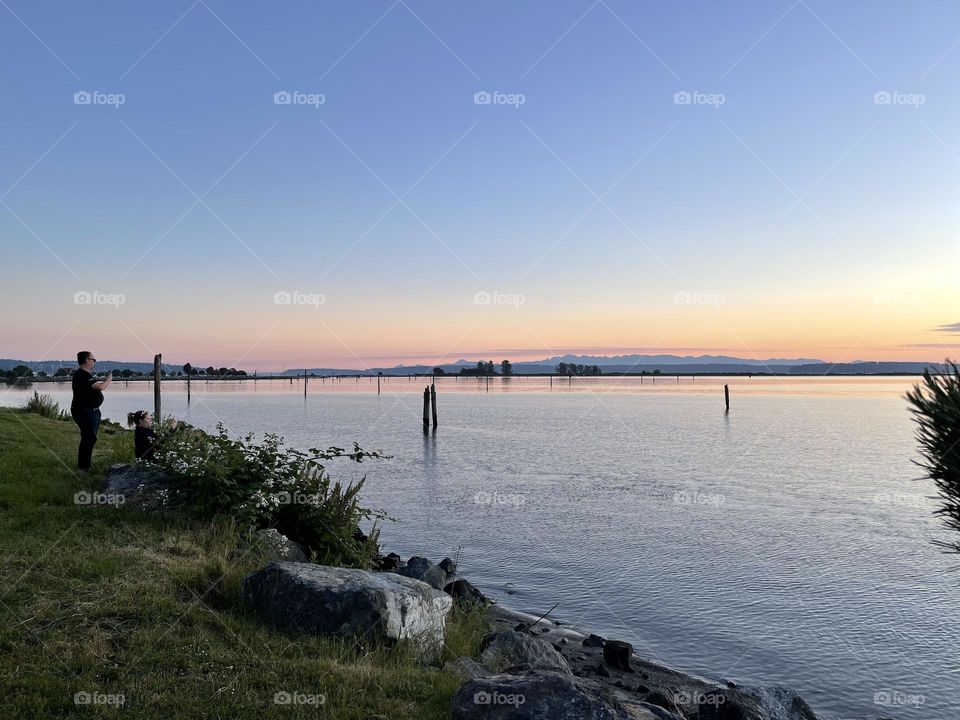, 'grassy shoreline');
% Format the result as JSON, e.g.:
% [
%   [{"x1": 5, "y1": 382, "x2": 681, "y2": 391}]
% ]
[{"x1": 0, "y1": 406, "x2": 483, "y2": 719}]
